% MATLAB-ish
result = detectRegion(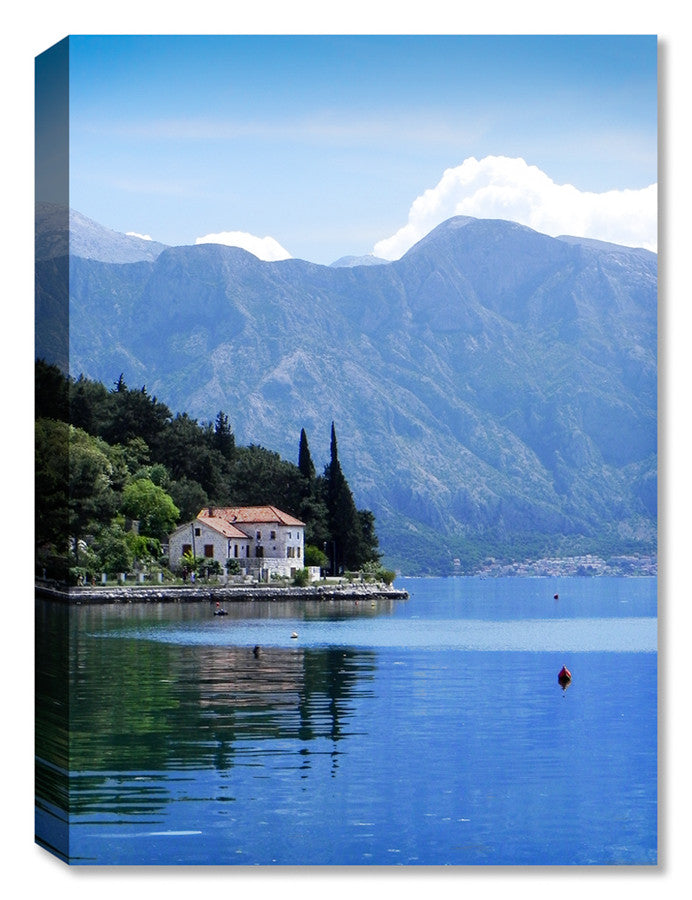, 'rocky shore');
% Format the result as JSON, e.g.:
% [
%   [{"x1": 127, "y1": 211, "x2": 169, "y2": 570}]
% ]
[{"x1": 35, "y1": 580, "x2": 409, "y2": 605}]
